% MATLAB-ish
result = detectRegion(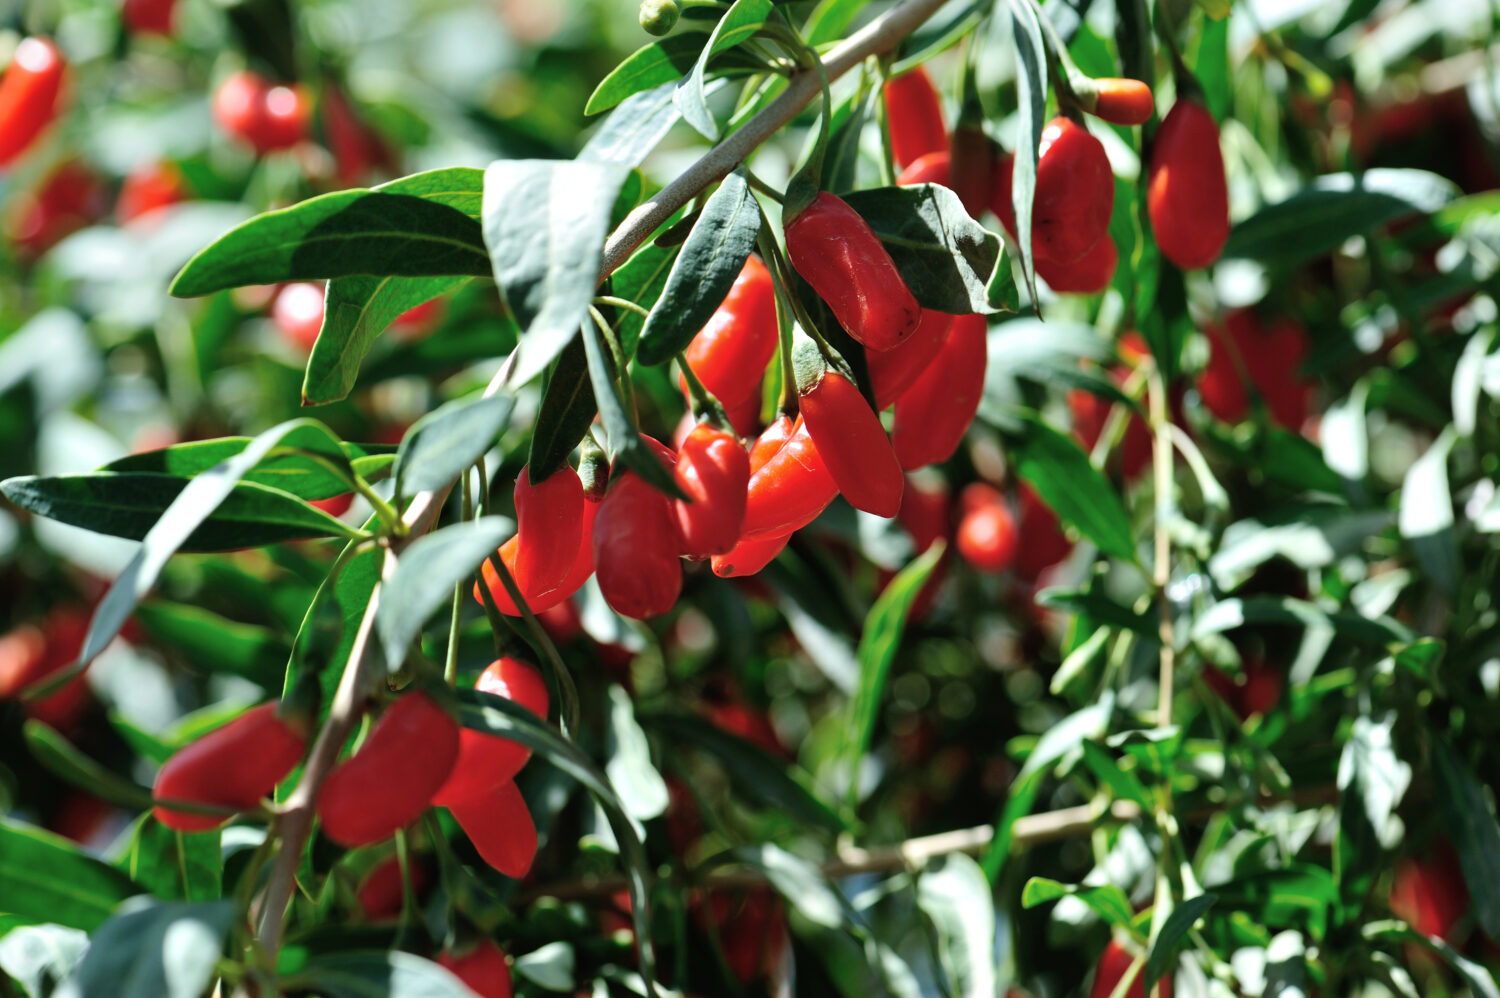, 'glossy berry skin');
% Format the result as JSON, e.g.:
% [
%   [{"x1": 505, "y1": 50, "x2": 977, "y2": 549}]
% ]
[
  {"x1": 712, "y1": 530, "x2": 791, "y2": 578},
  {"x1": 475, "y1": 498, "x2": 599, "y2": 616},
  {"x1": 1198, "y1": 310, "x2": 1311, "y2": 430},
  {"x1": 116, "y1": 161, "x2": 184, "y2": 224},
  {"x1": 1037, "y1": 236, "x2": 1117, "y2": 295},
  {"x1": 0, "y1": 38, "x2": 66, "y2": 168},
  {"x1": 438, "y1": 939, "x2": 513, "y2": 998},
  {"x1": 675, "y1": 424, "x2": 750, "y2": 557},
  {"x1": 869, "y1": 309, "x2": 951, "y2": 409},
  {"x1": 1388, "y1": 843, "x2": 1469, "y2": 943},
  {"x1": 785, "y1": 192, "x2": 920, "y2": 352},
  {"x1": 321, "y1": 81, "x2": 391, "y2": 187},
  {"x1": 1089, "y1": 938, "x2": 1171, "y2": 998},
  {"x1": 317, "y1": 692, "x2": 459, "y2": 847},
  {"x1": 434, "y1": 658, "x2": 549, "y2": 807},
  {"x1": 947, "y1": 123, "x2": 994, "y2": 220},
  {"x1": 1029, "y1": 118, "x2": 1114, "y2": 263},
  {"x1": 741, "y1": 416, "x2": 838, "y2": 538},
  {"x1": 310, "y1": 492, "x2": 353, "y2": 518},
  {"x1": 801, "y1": 370, "x2": 904, "y2": 517},
  {"x1": 514, "y1": 464, "x2": 584, "y2": 596},
  {"x1": 956, "y1": 483, "x2": 1017, "y2": 572},
  {"x1": 682, "y1": 256, "x2": 778, "y2": 408},
  {"x1": 1148, "y1": 99, "x2": 1229, "y2": 270},
  {"x1": 355, "y1": 854, "x2": 429, "y2": 921},
  {"x1": 0, "y1": 608, "x2": 96, "y2": 731},
  {"x1": 593, "y1": 439, "x2": 682, "y2": 619},
  {"x1": 153, "y1": 702, "x2": 307, "y2": 831},
  {"x1": 892, "y1": 314, "x2": 988, "y2": 469},
  {"x1": 121, "y1": 0, "x2": 177, "y2": 36},
  {"x1": 450, "y1": 780, "x2": 537, "y2": 879},
  {"x1": 884, "y1": 66, "x2": 946, "y2": 170},
  {"x1": 213, "y1": 70, "x2": 310, "y2": 153},
  {"x1": 895, "y1": 150, "x2": 949, "y2": 187},
  {"x1": 1090, "y1": 78, "x2": 1154, "y2": 126},
  {"x1": 272, "y1": 282, "x2": 325, "y2": 351}
]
